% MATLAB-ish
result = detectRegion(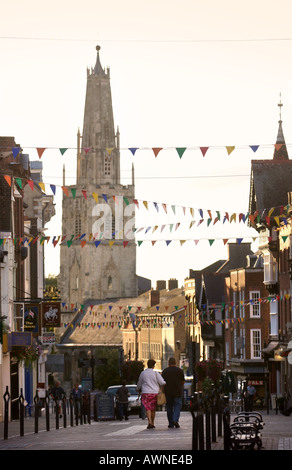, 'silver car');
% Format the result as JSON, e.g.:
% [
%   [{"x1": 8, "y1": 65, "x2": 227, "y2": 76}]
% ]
[{"x1": 106, "y1": 385, "x2": 141, "y2": 415}]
